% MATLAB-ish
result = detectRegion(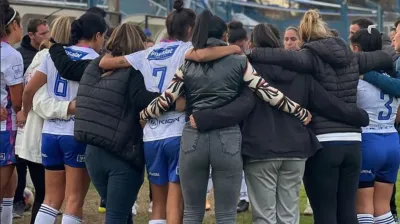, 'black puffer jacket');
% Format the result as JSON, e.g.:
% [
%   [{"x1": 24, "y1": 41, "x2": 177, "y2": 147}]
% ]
[
  {"x1": 16, "y1": 35, "x2": 38, "y2": 73},
  {"x1": 74, "y1": 57, "x2": 159, "y2": 170},
  {"x1": 183, "y1": 38, "x2": 245, "y2": 116},
  {"x1": 250, "y1": 37, "x2": 393, "y2": 135}
]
